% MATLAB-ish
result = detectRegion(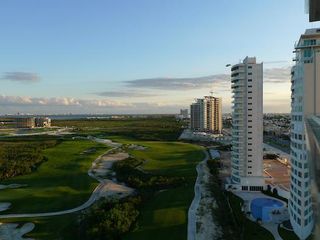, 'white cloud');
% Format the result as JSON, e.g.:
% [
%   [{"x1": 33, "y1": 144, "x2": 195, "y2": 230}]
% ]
[
  {"x1": 0, "y1": 95, "x2": 131, "y2": 108},
  {"x1": 264, "y1": 66, "x2": 291, "y2": 83}
]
